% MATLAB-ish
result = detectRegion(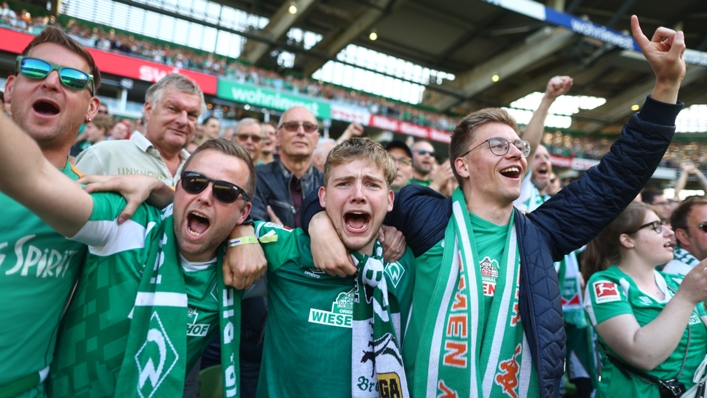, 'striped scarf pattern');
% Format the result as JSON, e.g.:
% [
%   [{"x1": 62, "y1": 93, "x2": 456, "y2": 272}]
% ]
[
  {"x1": 414, "y1": 189, "x2": 537, "y2": 398},
  {"x1": 114, "y1": 209, "x2": 242, "y2": 397},
  {"x1": 351, "y1": 241, "x2": 409, "y2": 398}
]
